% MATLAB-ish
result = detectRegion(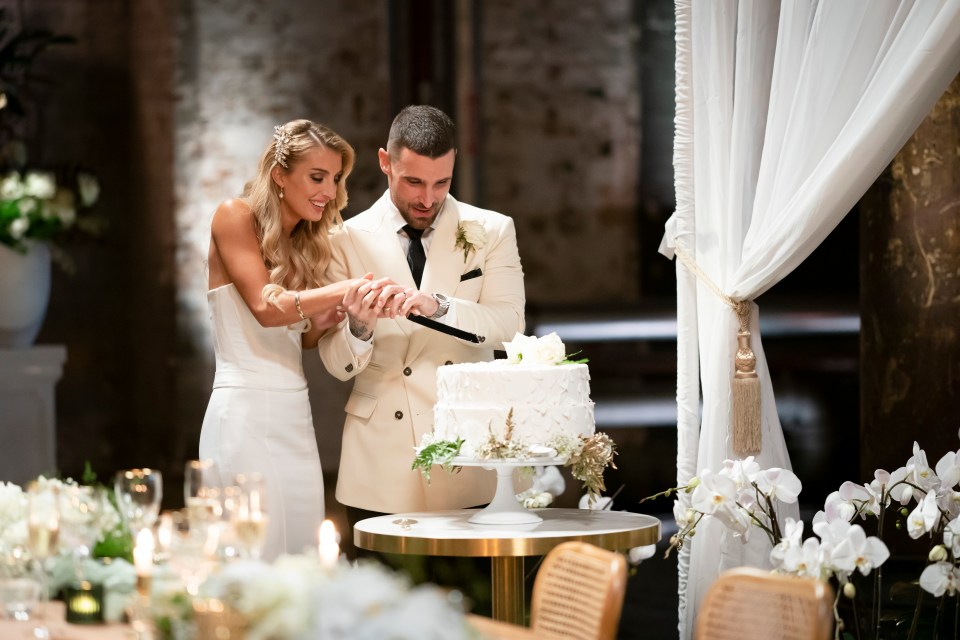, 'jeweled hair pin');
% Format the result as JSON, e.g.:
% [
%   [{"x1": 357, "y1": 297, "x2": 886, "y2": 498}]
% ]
[{"x1": 273, "y1": 125, "x2": 292, "y2": 168}]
